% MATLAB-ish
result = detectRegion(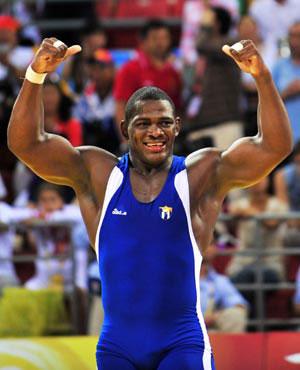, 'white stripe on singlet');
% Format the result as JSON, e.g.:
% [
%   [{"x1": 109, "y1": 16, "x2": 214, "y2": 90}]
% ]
[{"x1": 174, "y1": 169, "x2": 212, "y2": 370}]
